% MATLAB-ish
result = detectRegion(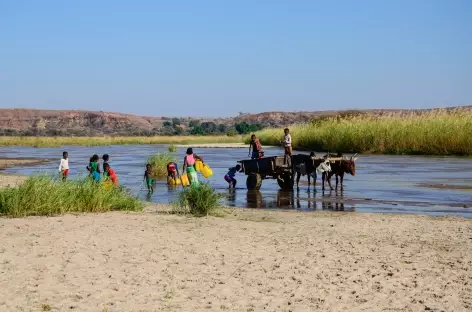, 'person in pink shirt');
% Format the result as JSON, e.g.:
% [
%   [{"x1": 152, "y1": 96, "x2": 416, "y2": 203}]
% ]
[{"x1": 182, "y1": 148, "x2": 203, "y2": 186}]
